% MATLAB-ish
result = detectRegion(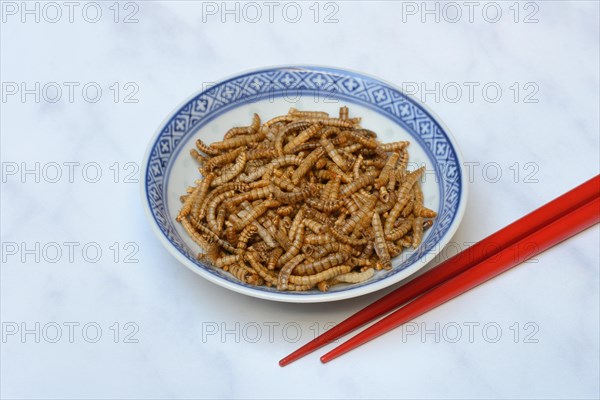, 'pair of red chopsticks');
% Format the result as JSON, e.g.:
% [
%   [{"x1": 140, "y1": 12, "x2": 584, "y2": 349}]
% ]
[{"x1": 280, "y1": 175, "x2": 600, "y2": 366}]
